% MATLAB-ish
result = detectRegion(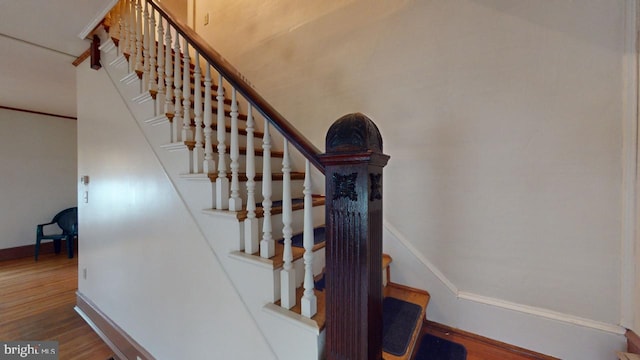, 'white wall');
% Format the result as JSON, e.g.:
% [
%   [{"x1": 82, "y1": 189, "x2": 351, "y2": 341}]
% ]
[
  {"x1": 193, "y1": 0, "x2": 629, "y2": 357},
  {"x1": 76, "y1": 61, "x2": 275, "y2": 360},
  {"x1": 0, "y1": 108, "x2": 77, "y2": 250}
]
